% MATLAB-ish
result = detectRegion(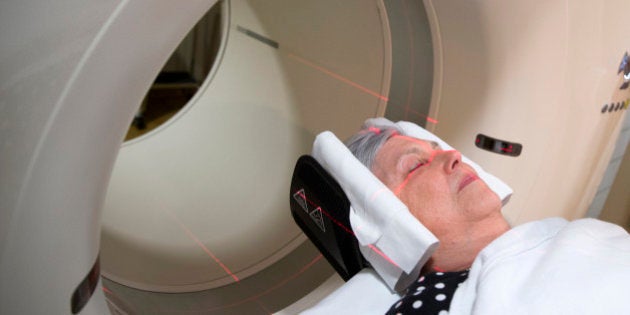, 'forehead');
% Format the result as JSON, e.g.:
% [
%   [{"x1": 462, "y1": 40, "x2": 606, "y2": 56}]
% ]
[
  {"x1": 375, "y1": 135, "x2": 438, "y2": 168},
  {"x1": 380, "y1": 135, "x2": 438, "y2": 156}
]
